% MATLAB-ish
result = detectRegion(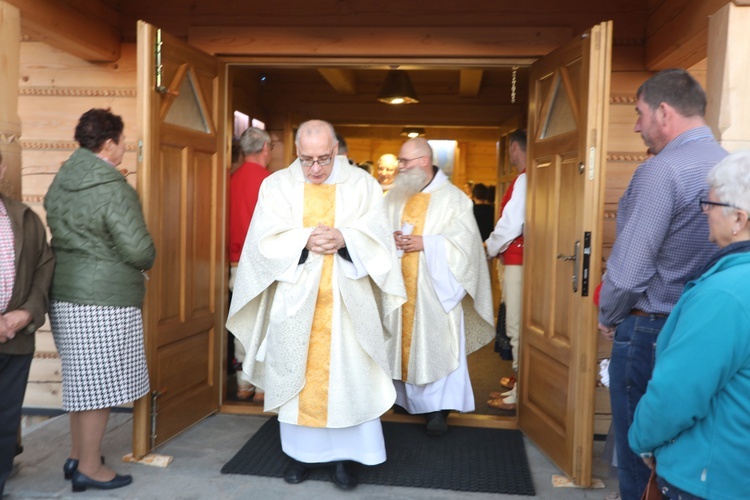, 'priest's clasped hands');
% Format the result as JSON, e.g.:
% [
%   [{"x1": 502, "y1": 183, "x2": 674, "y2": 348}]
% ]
[
  {"x1": 394, "y1": 231, "x2": 424, "y2": 253},
  {"x1": 306, "y1": 223, "x2": 346, "y2": 254}
]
